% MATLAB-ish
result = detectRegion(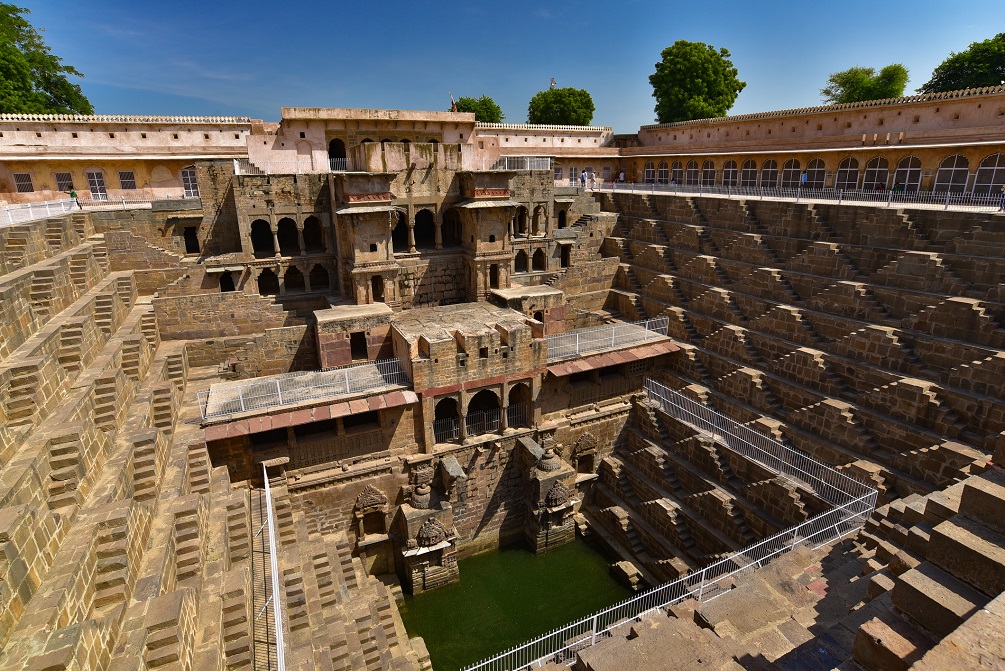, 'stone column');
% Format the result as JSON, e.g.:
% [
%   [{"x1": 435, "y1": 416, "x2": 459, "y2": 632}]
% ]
[
  {"x1": 434, "y1": 218, "x2": 443, "y2": 250},
  {"x1": 297, "y1": 225, "x2": 306, "y2": 256},
  {"x1": 408, "y1": 223, "x2": 416, "y2": 253},
  {"x1": 459, "y1": 391, "x2": 469, "y2": 441},
  {"x1": 303, "y1": 265, "x2": 312, "y2": 292},
  {"x1": 270, "y1": 212, "x2": 281, "y2": 257}
]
